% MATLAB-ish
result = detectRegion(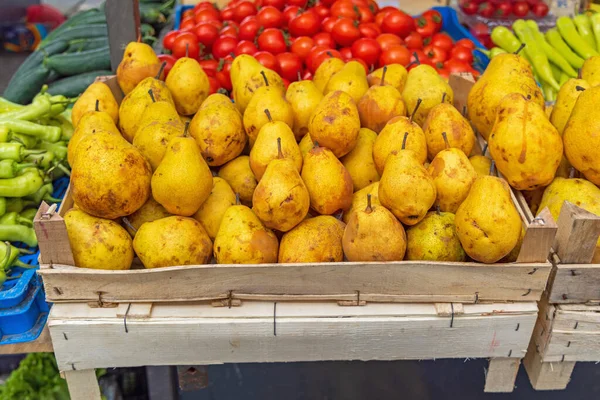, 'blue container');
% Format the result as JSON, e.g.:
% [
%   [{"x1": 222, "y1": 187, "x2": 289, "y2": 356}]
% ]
[{"x1": 173, "y1": 4, "x2": 190, "y2": 30}]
